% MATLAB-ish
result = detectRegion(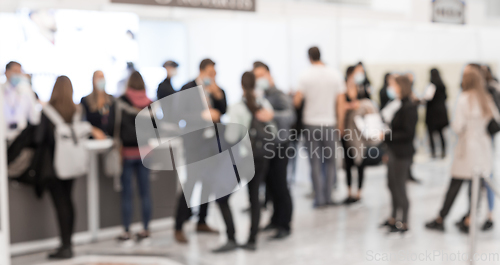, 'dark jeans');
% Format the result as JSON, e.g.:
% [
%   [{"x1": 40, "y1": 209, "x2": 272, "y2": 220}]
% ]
[
  {"x1": 266, "y1": 143, "x2": 293, "y2": 231},
  {"x1": 387, "y1": 151, "x2": 412, "y2": 223},
  {"x1": 175, "y1": 193, "x2": 209, "y2": 231},
  {"x1": 121, "y1": 159, "x2": 152, "y2": 232},
  {"x1": 342, "y1": 140, "x2": 365, "y2": 190},
  {"x1": 247, "y1": 157, "x2": 269, "y2": 242},
  {"x1": 439, "y1": 178, "x2": 484, "y2": 219},
  {"x1": 47, "y1": 178, "x2": 75, "y2": 248},
  {"x1": 428, "y1": 127, "x2": 446, "y2": 156}
]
